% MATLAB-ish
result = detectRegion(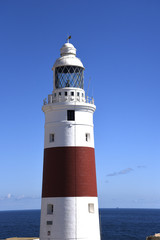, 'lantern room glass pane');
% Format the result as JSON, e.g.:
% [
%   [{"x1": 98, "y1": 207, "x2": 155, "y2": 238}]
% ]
[{"x1": 55, "y1": 66, "x2": 84, "y2": 89}]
